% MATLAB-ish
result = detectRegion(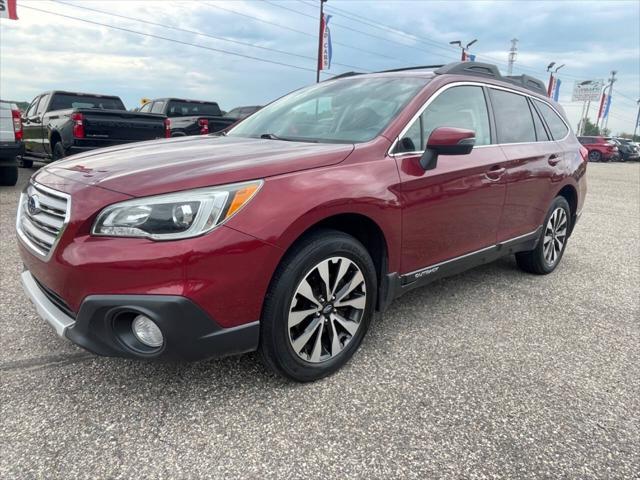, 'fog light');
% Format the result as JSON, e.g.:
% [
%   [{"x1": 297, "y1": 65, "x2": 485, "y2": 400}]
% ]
[{"x1": 131, "y1": 315, "x2": 164, "y2": 348}]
